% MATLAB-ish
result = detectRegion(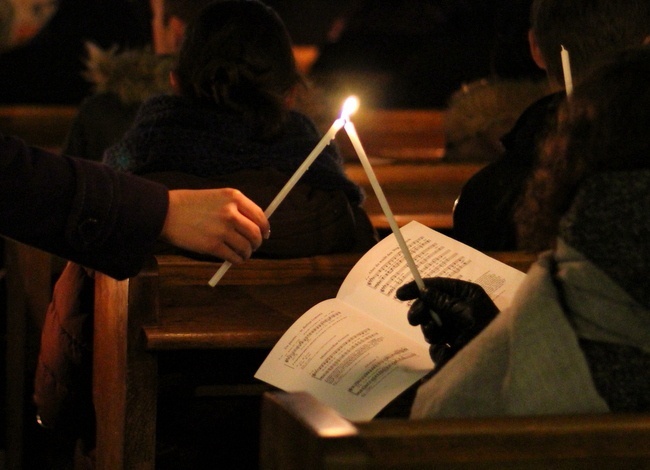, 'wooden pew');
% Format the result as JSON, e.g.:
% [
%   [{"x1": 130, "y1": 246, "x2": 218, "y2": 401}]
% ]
[
  {"x1": 0, "y1": 105, "x2": 77, "y2": 152},
  {"x1": 0, "y1": 104, "x2": 469, "y2": 233},
  {"x1": 328, "y1": 107, "x2": 480, "y2": 234},
  {"x1": 345, "y1": 162, "x2": 485, "y2": 233},
  {"x1": 260, "y1": 391, "x2": 650, "y2": 469},
  {"x1": 92, "y1": 250, "x2": 536, "y2": 469},
  {"x1": 334, "y1": 108, "x2": 446, "y2": 163},
  {"x1": 92, "y1": 252, "x2": 362, "y2": 469}
]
